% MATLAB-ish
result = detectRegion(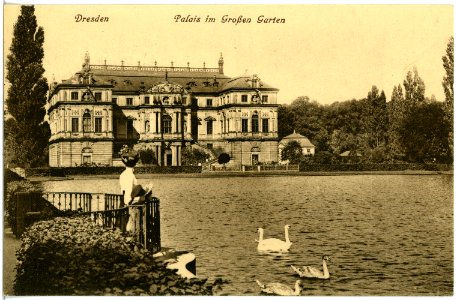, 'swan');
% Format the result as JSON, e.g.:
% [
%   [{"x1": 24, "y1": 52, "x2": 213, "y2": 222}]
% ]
[
  {"x1": 257, "y1": 225, "x2": 292, "y2": 252},
  {"x1": 256, "y1": 279, "x2": 302, "y2": 296},
  {"x1": 291, "y1": 255, "x2": 331, "y2": 279},
  {"x1": 165, "y1": 252, "x2": 197, "y2": 279}
]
